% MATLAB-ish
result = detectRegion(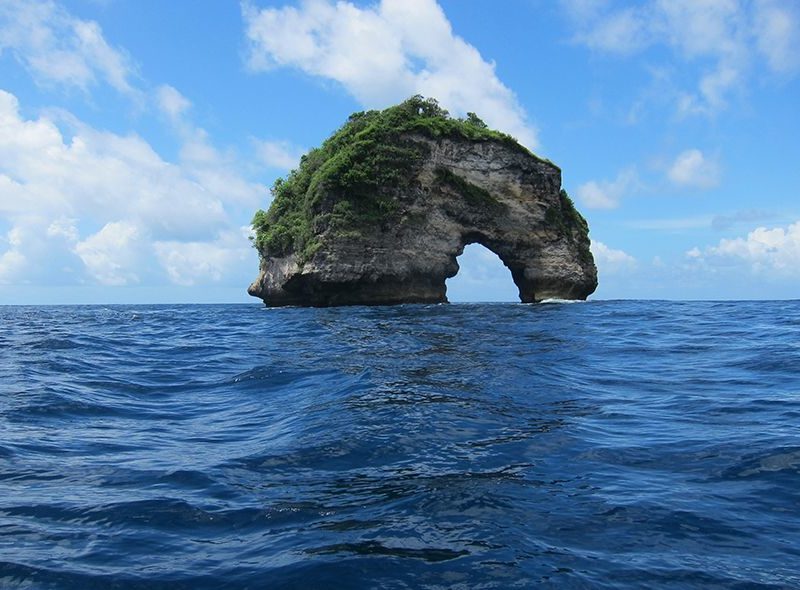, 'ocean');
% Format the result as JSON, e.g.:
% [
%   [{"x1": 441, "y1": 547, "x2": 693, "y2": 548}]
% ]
[{"x1": 1, "y1": 301, "x2": 799, "y2": 589}]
